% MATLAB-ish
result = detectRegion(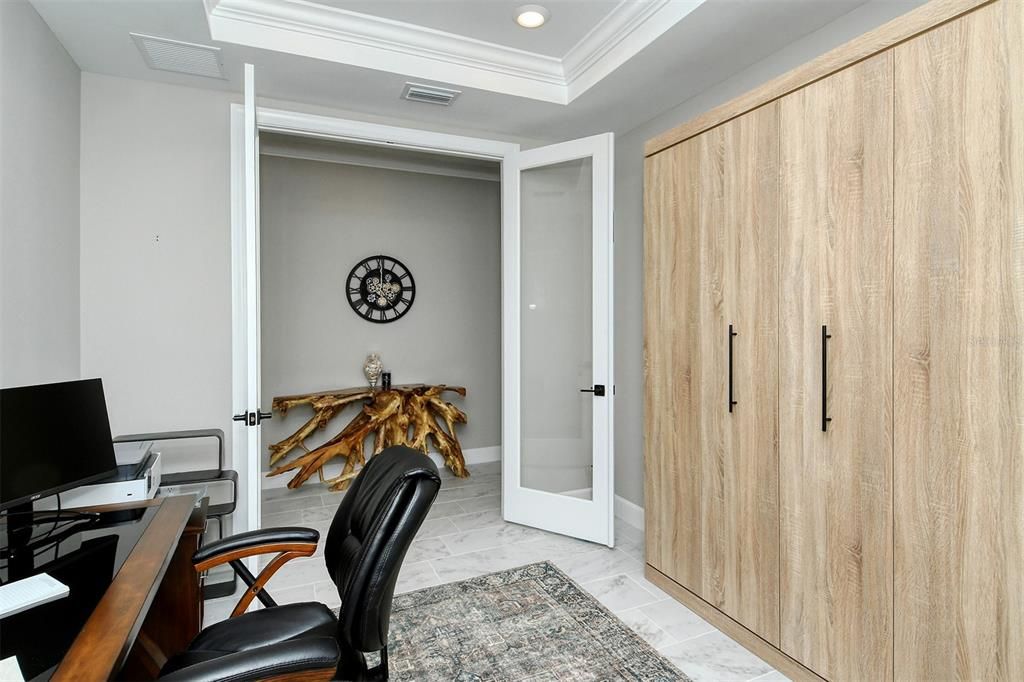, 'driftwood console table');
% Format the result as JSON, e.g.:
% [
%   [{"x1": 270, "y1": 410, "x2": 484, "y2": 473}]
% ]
[{"x1": 267, "y1": 384, "x2": 468, "y2": 490}]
